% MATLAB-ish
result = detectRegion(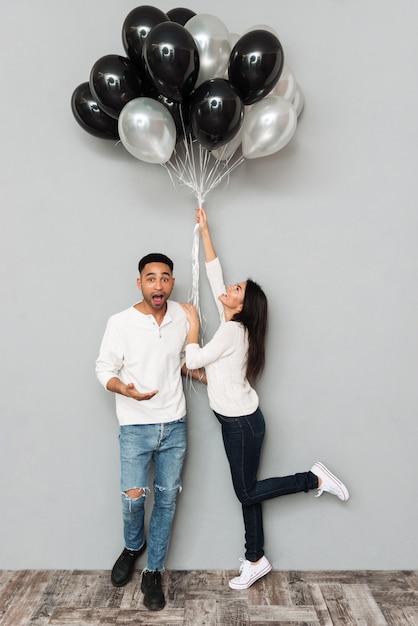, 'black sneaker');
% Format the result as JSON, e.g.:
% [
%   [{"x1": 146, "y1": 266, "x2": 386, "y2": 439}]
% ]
[
  {"x1": 110, "y1": 542, "x2": 147, "y2": 587},
  {"x1": 141, "y1": 570, "x2": 166, "y2": 611}
]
